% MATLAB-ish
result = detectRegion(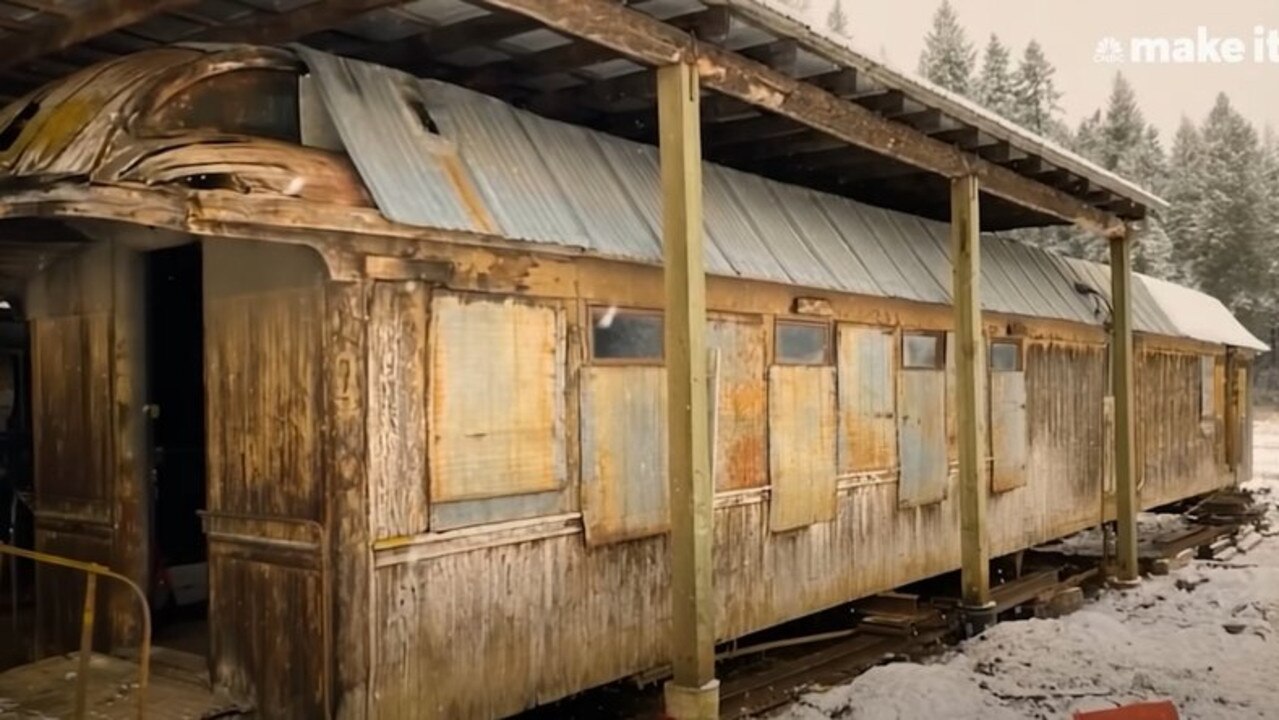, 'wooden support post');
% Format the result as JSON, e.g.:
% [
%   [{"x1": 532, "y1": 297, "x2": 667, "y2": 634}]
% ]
[
  {"x1": 658, "y1": 61, "x2": 718, "y2": 720},
  {"x1": 1110, "y1": 229, "x2": 1140, "y2": 585},
  {"x1": 952, "y1": 175, "x2": 992, "y2": 618}
]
